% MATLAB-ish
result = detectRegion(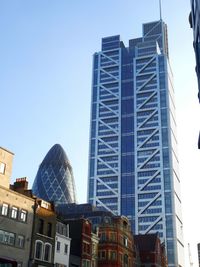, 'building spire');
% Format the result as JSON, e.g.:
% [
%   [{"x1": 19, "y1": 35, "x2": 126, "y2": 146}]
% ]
[{"x1": 159, "y1": 0, "x2": 162, "y2": 20}]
